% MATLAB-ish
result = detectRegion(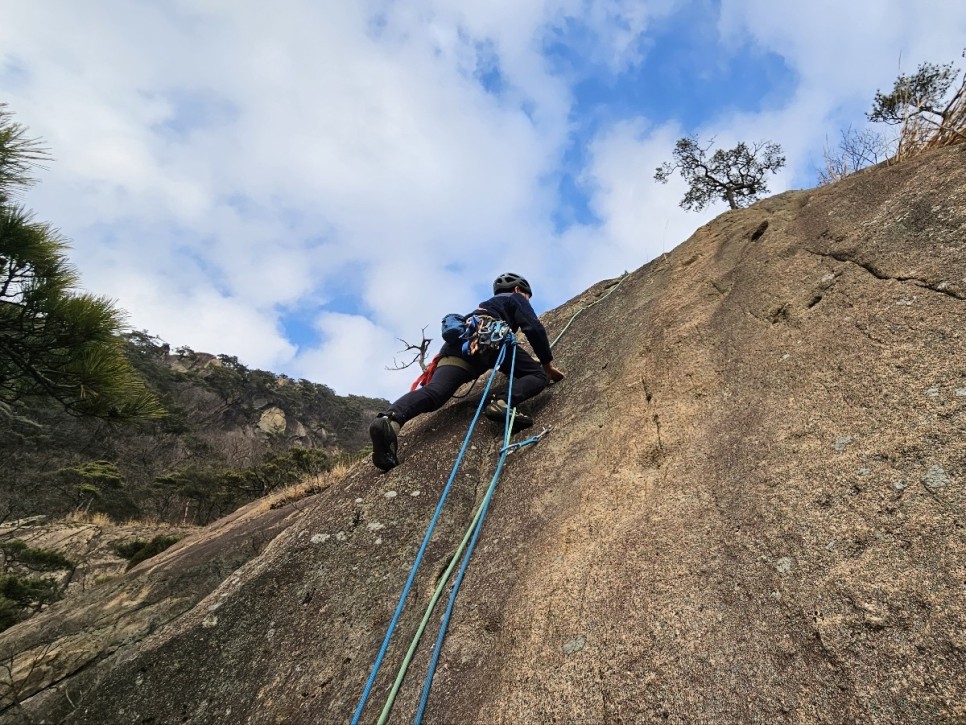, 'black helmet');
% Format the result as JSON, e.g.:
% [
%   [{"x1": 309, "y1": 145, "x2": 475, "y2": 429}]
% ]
[{"x1": 493, "y1": 272, "x2": 532, "y2": 296}]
